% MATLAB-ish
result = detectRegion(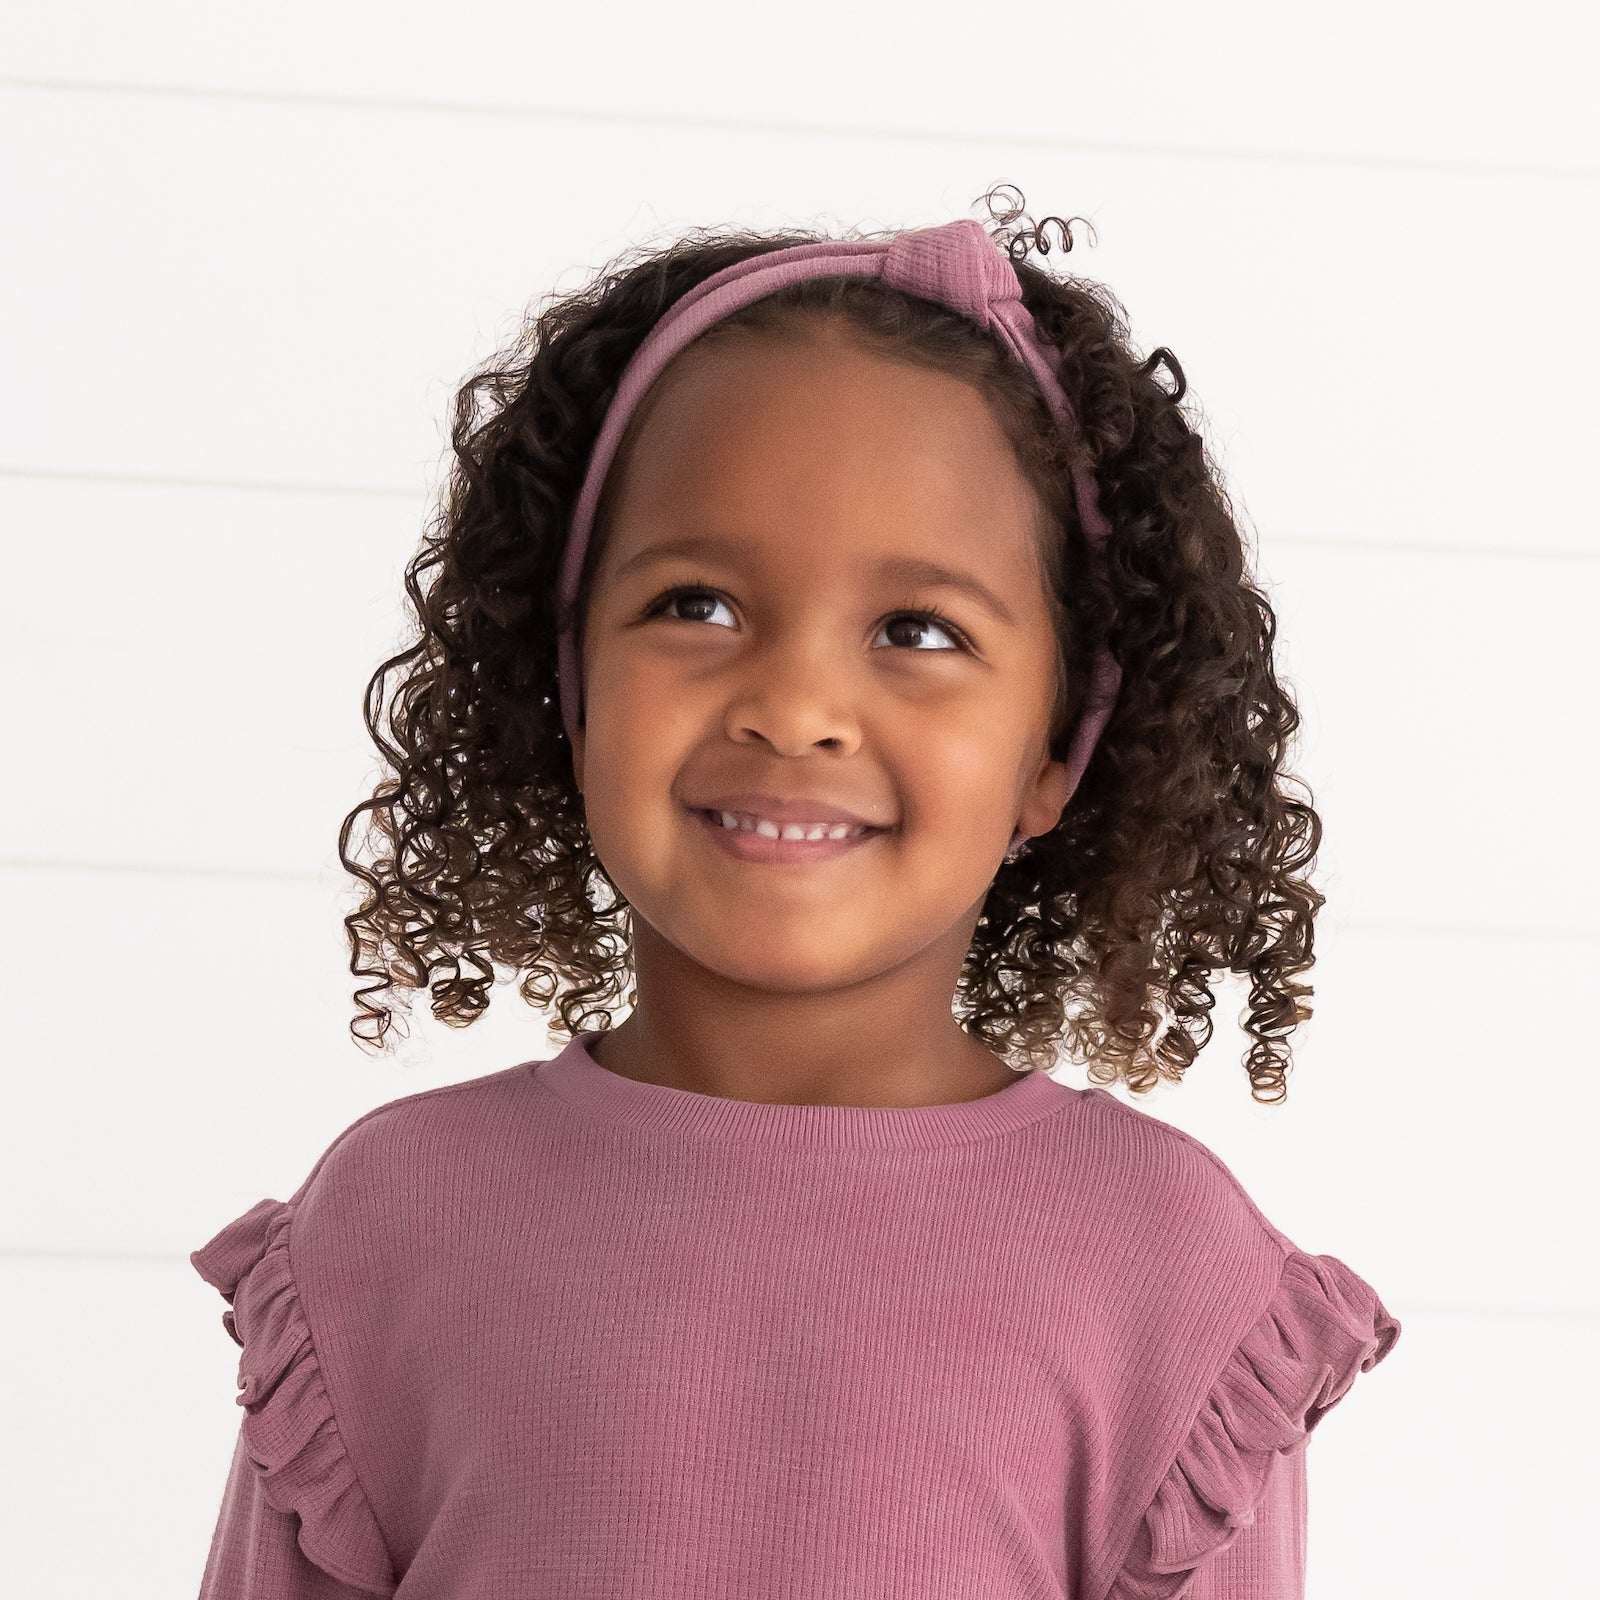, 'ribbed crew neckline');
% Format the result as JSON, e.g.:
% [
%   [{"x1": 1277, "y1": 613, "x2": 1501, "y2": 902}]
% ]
[{"x1": 531, "y1": 1029, "x2": 1075, "y2": 1149}]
